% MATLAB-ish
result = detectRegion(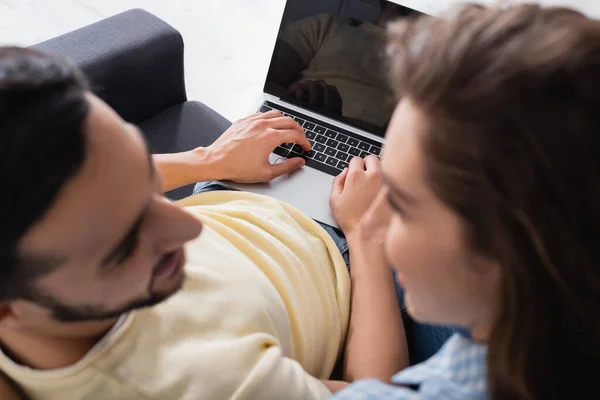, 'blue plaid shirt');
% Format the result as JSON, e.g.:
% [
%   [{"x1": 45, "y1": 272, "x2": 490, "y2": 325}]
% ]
[{"x1": 330, "y1": 334, "x2": 488, "y2": 399}]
